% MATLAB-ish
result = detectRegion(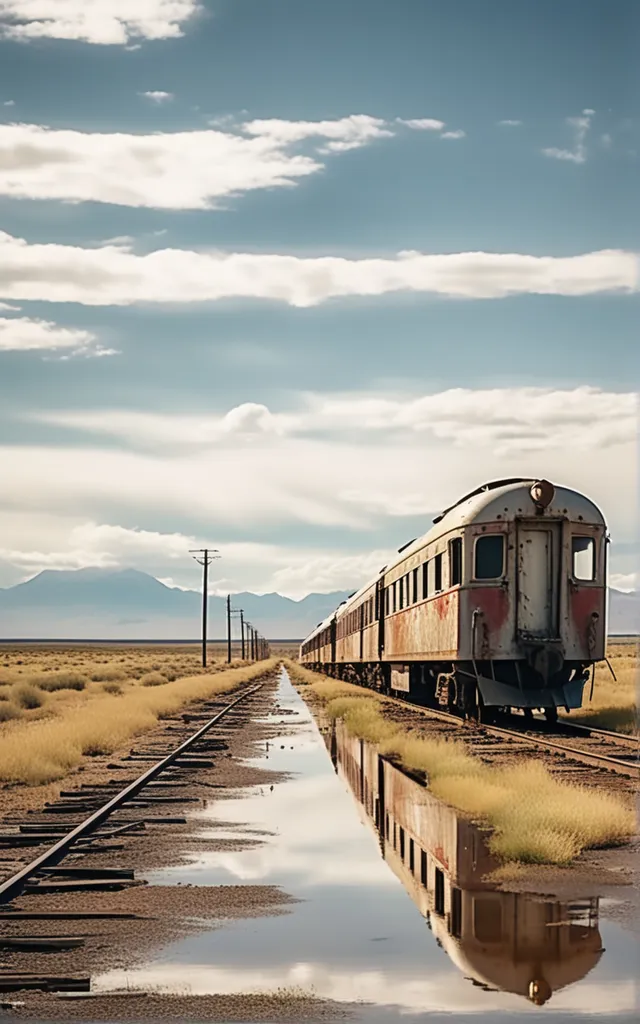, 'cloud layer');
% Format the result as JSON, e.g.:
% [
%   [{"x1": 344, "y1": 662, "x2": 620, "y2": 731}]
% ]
[
  {"x1": 0, "y1": 1, "x2": 200, "y2": 45},
  {"x1": 36, "y1": 387, "x2": 636, "y2": 455},
  {"x1": 1, "y1": 386, "x2": 635, "y2": 593},
  {"x1": 1, "y1": 232, "x2": 636, "y2": 307}
]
